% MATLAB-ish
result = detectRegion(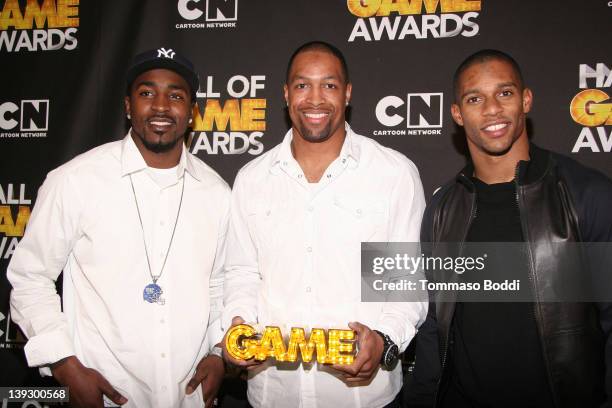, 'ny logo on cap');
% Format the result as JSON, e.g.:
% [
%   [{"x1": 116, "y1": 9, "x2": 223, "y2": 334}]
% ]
[{"x1": 157, "y1": 48, "x2": 176, "y2": 59}]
